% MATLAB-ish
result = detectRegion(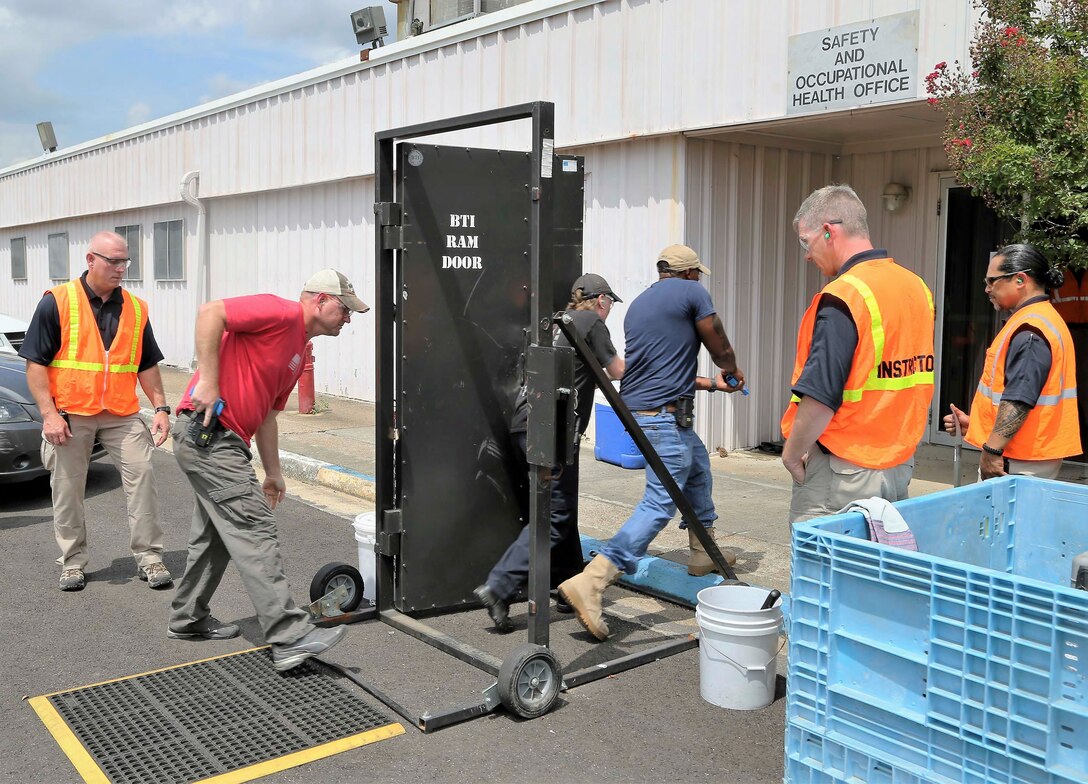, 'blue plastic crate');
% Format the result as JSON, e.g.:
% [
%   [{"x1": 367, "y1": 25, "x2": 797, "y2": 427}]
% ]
[
  {"x1": 787, "y1": 476, "x2": 1088, "y2": 784},
  {"x1": 593, "y1": 401, "x2": 646, "y2": 469}
]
